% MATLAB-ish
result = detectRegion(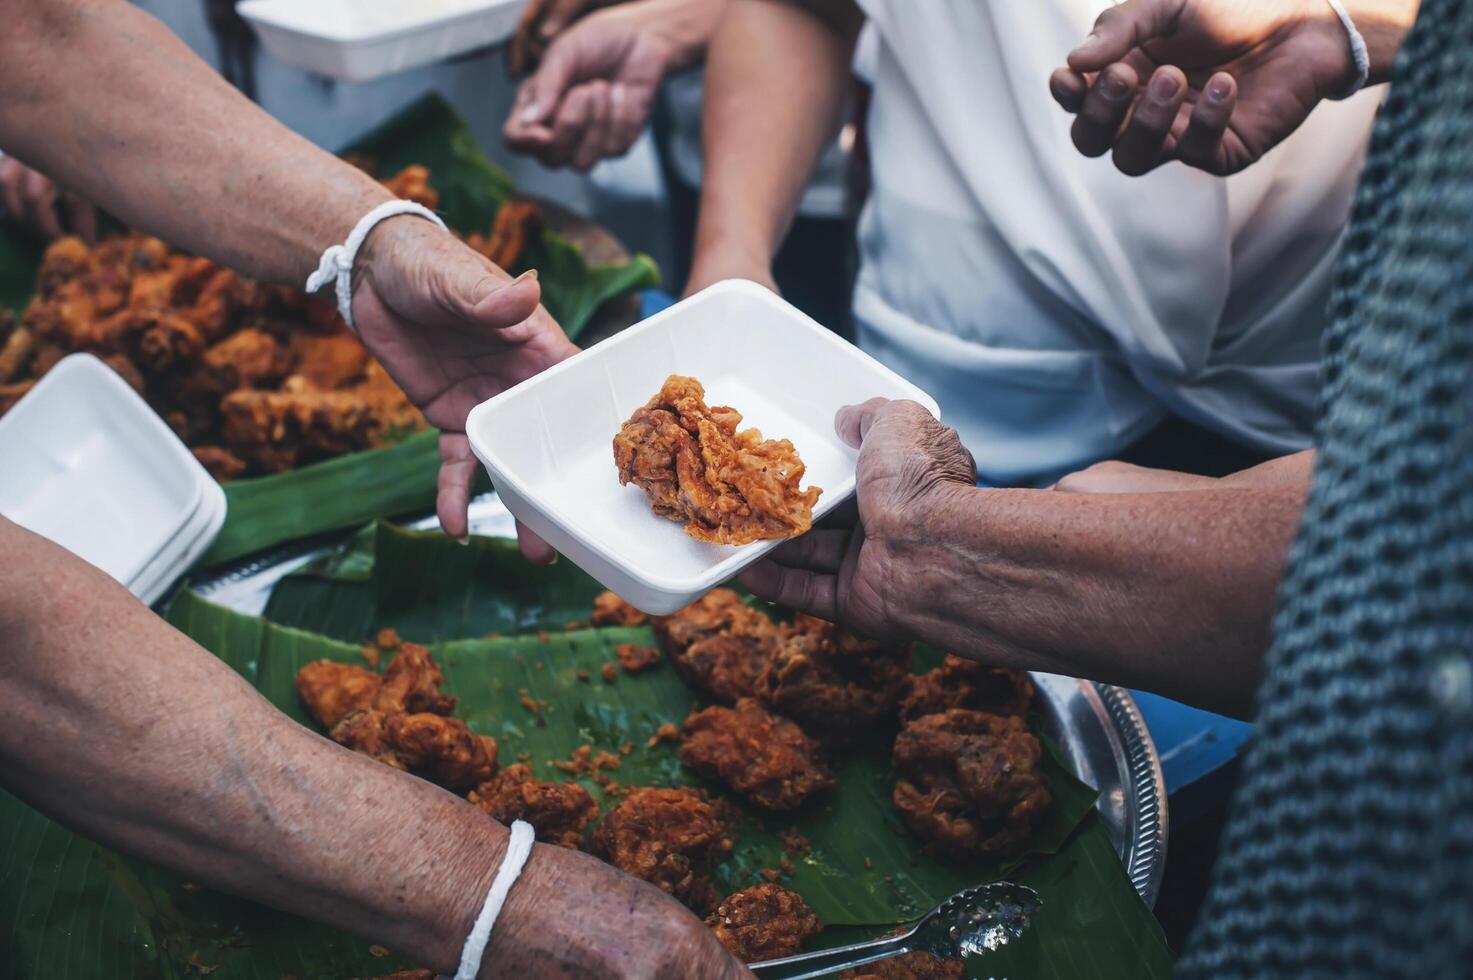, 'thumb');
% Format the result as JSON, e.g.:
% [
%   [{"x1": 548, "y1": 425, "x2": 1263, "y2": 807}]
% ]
[
  {"x1": 1067, "y1": 0, "x2": 1180, "y2": 73},
  {"x1": 435, "y1": 255, "x2": 542, "y2": 329},
  {"x1": 835, "y1": 397, "x2": 894, "y2": 450}
]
